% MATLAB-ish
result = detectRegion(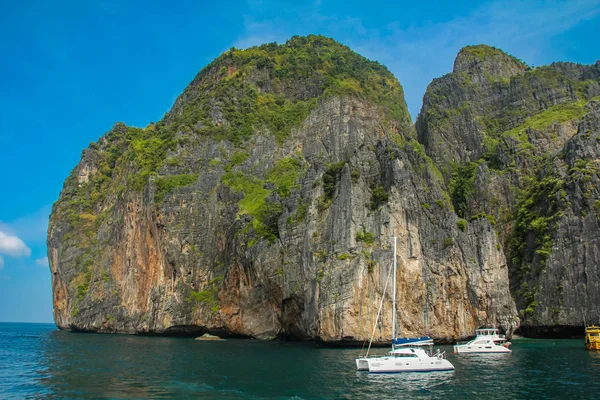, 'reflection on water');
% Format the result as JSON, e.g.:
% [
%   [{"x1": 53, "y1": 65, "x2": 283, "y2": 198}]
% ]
[
  {"x1": 2, "y1": 323, "x2": 600, "y2": 399},
  {"x1": 357, "y1": 371, "x2": 454, "y2": 398}
]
